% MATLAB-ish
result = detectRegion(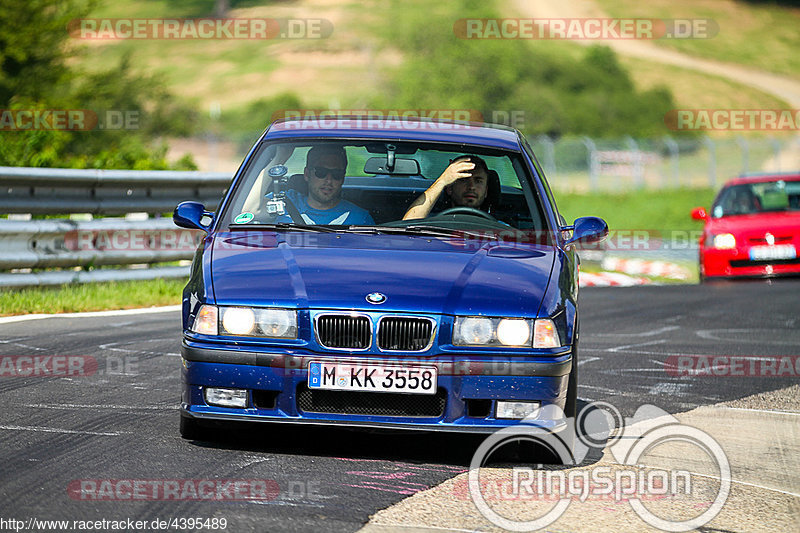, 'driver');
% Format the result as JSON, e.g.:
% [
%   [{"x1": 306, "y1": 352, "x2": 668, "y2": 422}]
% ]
[{"x1": 403, "y1": 155, "x2": 490, "y2": 220}]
